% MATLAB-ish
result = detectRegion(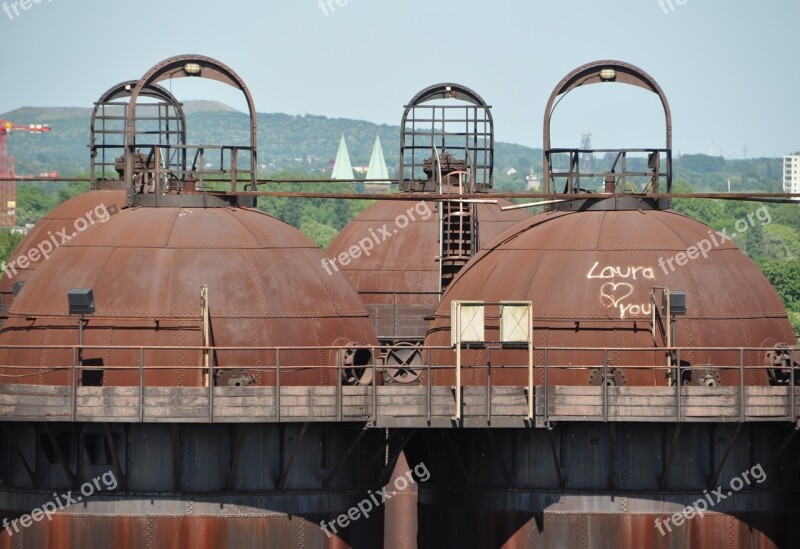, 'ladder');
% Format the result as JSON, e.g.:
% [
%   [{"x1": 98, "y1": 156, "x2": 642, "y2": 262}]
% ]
[{"x1": 439, "y1": 170, "x2": 478, "y2": 292}]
